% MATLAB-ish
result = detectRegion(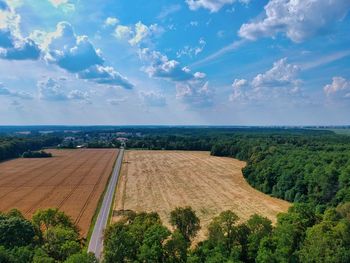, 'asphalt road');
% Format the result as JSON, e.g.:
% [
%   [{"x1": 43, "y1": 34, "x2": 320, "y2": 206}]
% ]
[{"x1": 88, "y1": 148, "x2": 124, "y2": 259}]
